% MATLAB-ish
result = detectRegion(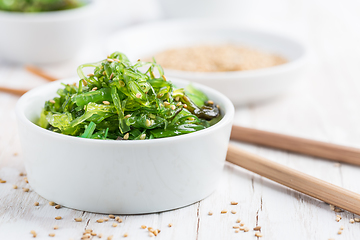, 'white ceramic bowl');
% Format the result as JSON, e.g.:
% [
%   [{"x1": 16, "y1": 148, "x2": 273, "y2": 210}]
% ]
[
  {"x1": 107, "y1": 19, "x2": 308, "y2": 105},
  {"x1": 15, "y1": 77, "x2": 234, "y2": 214},
  {"x1": 0, "y1": 1, "x2": 96, "y2": 64}
]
